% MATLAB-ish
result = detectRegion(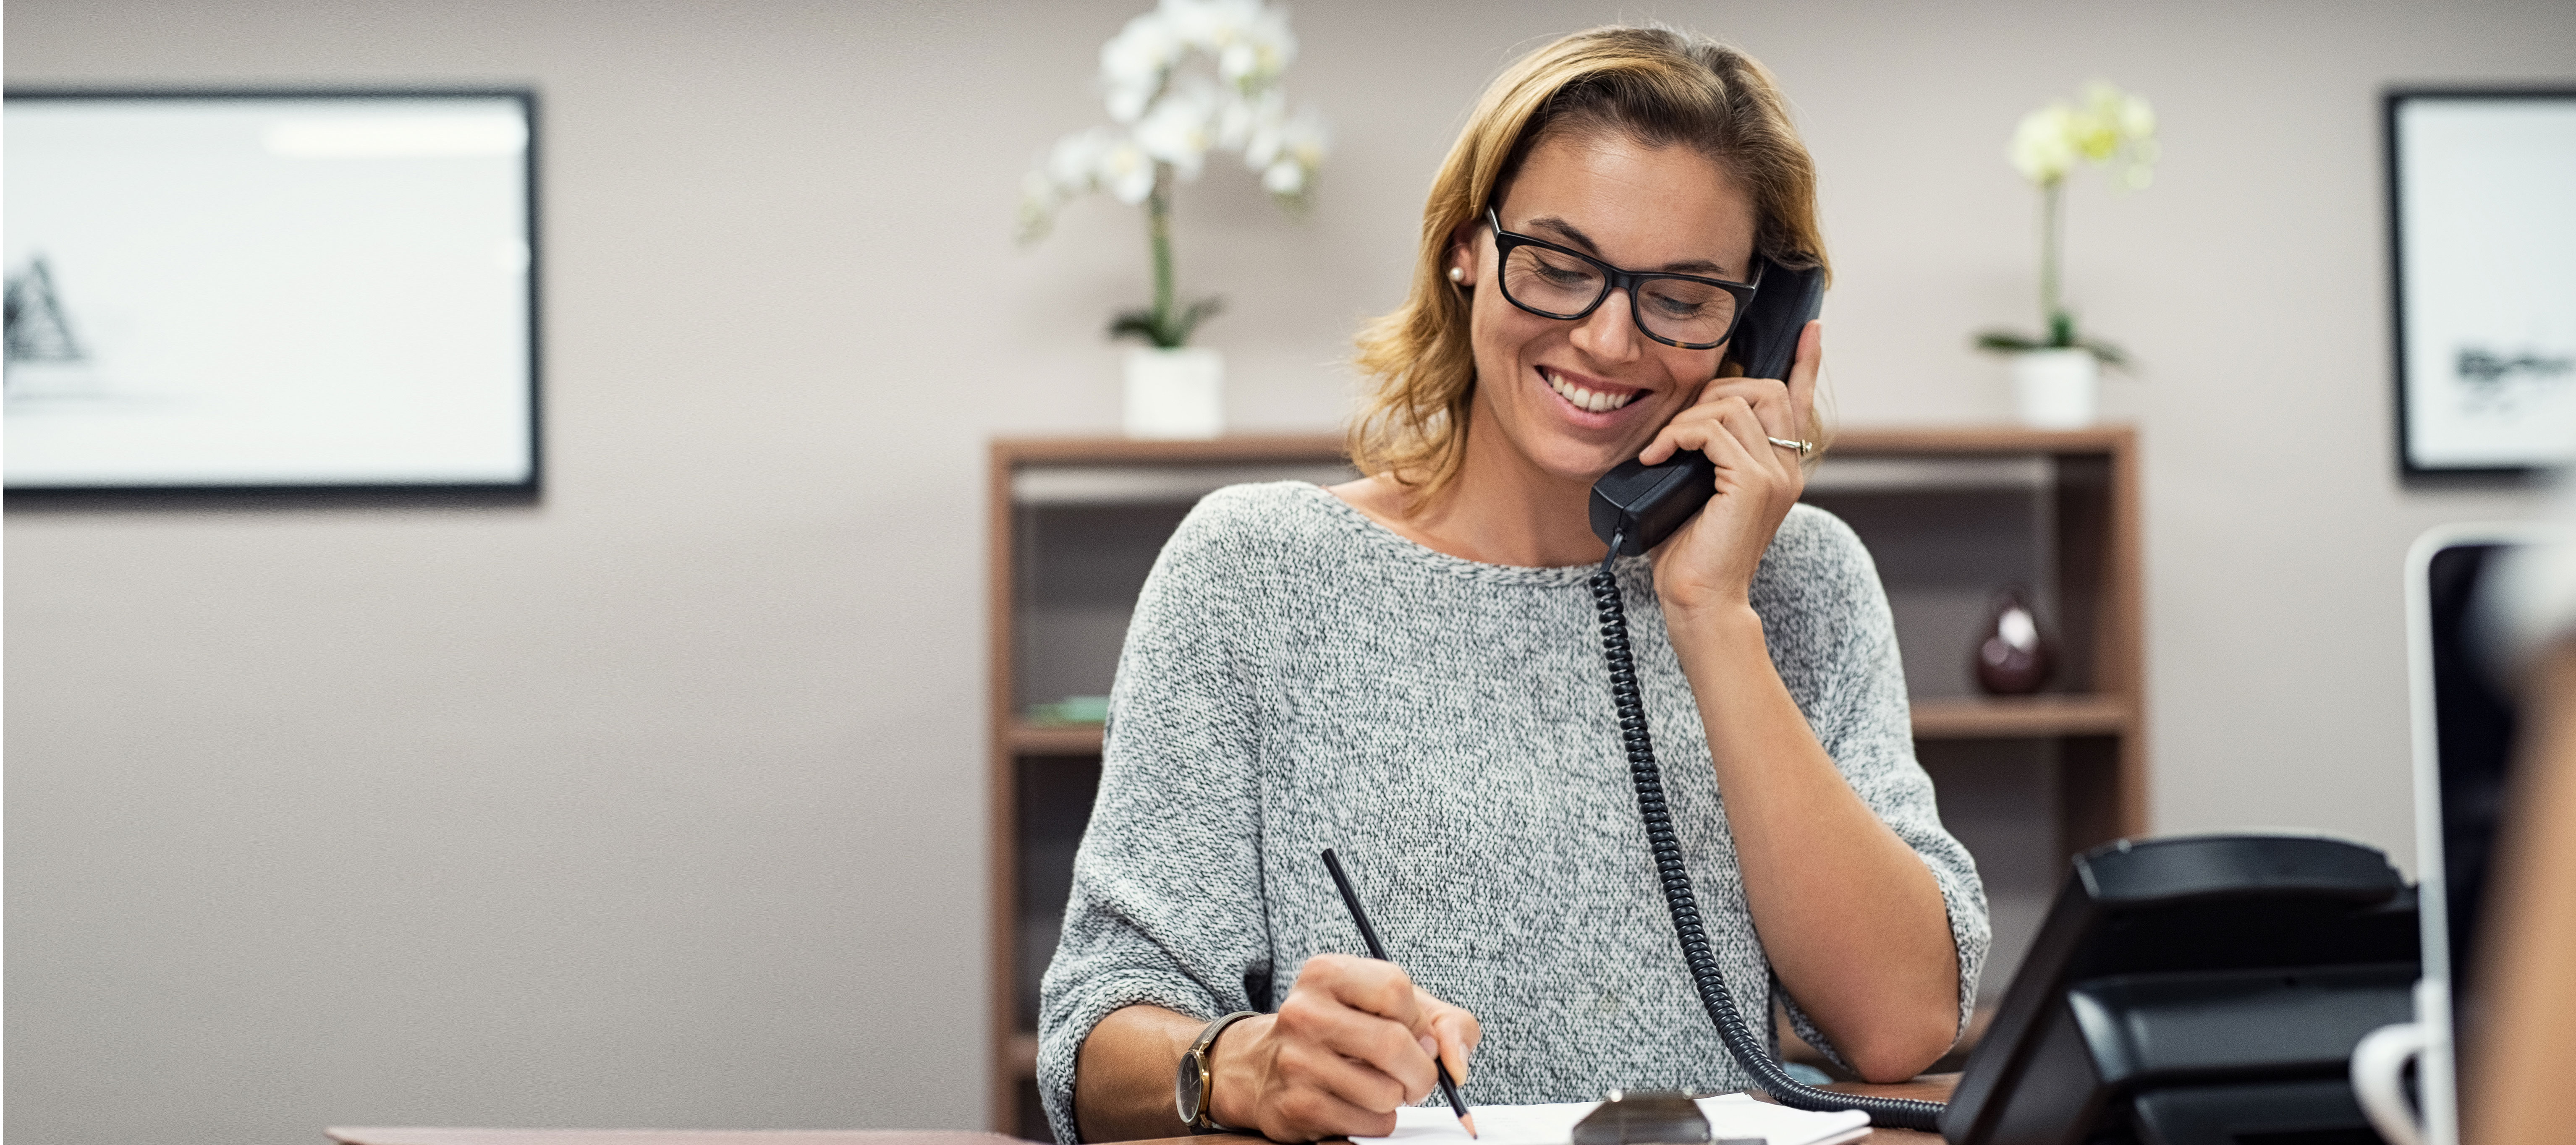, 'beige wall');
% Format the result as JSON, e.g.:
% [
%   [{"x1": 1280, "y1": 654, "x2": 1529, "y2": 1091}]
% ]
[{"x1": 7, "y1": 2, "x2": 2571, "y2": 1143}]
